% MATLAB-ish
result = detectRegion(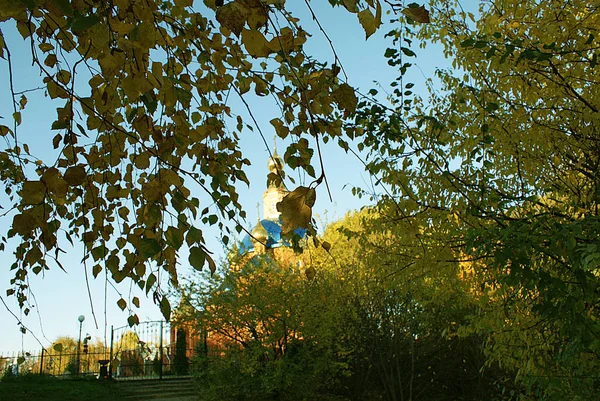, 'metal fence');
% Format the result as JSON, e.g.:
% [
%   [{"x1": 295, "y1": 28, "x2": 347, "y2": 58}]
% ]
[
  {"x1": 0, "y1": 348, "x2": 109, "y2": 377},
  {"x1": 110, "y1": 320, "x2": 204, "y2": 379},
  {"x1": 1, "y1": 320, "x2": 205, "y2": 380}
]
